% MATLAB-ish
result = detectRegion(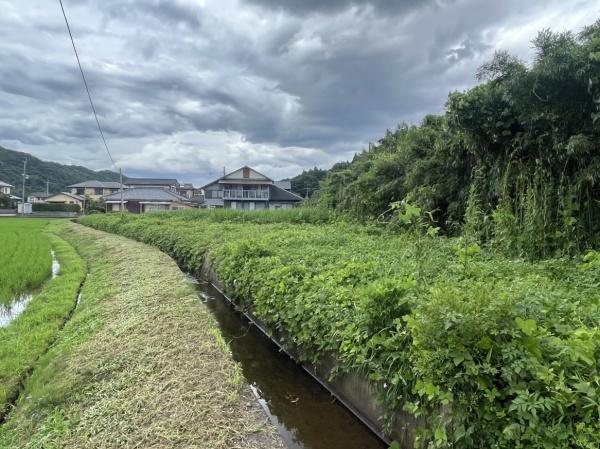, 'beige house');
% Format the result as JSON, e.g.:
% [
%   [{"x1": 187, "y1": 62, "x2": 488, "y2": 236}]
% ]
[
  {"x1": 68, "y1": 180, "x2": 126, "y2": 201},
  {"x1": 46, "y1": 192, "x2": 85, "y2": 209}
]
